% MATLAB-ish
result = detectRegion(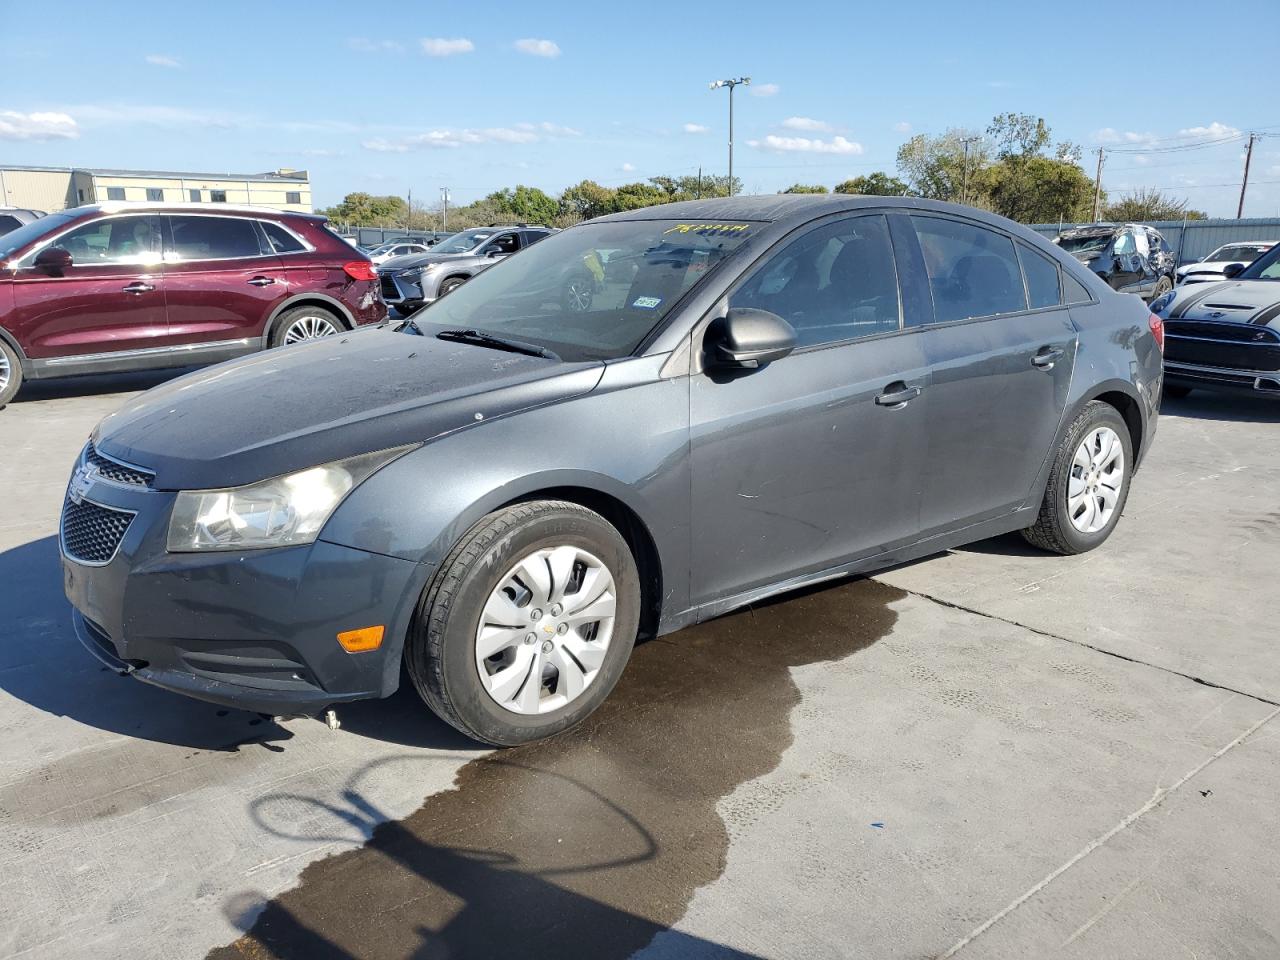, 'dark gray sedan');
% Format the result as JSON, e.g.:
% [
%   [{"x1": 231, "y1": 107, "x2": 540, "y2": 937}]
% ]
[{"x1": 61, "y1": 195, "x2": 1163, "y2": 746}]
